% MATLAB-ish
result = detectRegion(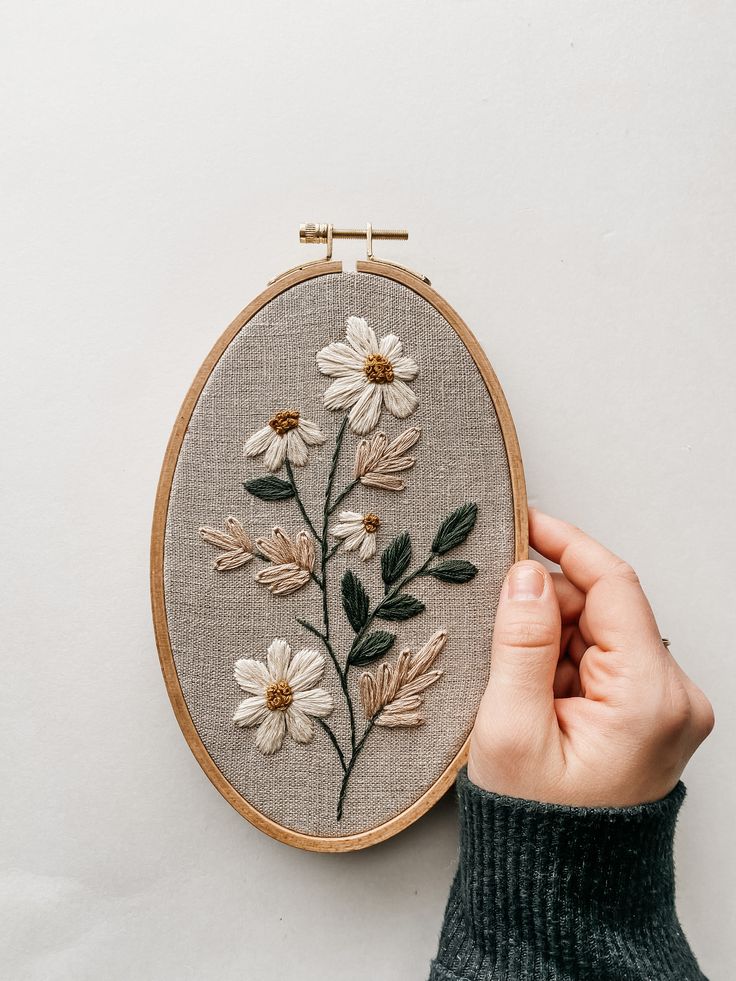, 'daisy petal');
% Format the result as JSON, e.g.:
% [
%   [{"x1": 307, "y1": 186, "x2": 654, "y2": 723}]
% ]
[
  {"x1": 379, "y1": 333, "x2": 403, "y2": 361},
  {"x1": 286, "y1": 429, "x2": 309, "y2": 466},
  {"x1": 382, "y1": 380, "x2": 418, "y2": 420},
  {"x1": 234, "y1": 658, "x2": 270, "y2": 694},
  {"x1": 287, "y1": 648, "x2": 325, "y2": 690},
  {"x1": 255, "y1": 711, "x2": 286, "y2": 754},
  {"x1": 233, "y1": 695, "x2": 269, "y2": 727},
  {"x1": 342, "y1": 530, "x2": 366, "y2": 552},
  {"x1": 359, "y1": 534, "x2": 377, "y2": 560},
  {"x1": 263, "y1": 433, "x2": 288, "y2": 472},
  {"x1": 316, "y1": 342, "x2": 366, "y2": 377},
  {"x1": 298, "y1": 417, "x2": 326, "y2": 446},
  {"x1": 323, "y1": 373, "x2": 367, "y2": 411},
  {"x1": 244, "y1": 426, "x2": 275, "y2": 457},
  {"x1": 267, "y1": 638, "x2": 291, "y2": 680},
  {"x1": 348, "y1": 384, "x2": 383, "y2": 435},
  {"x1": 346, "y1": 316, "x2": 379, "y2": 356},
  {"x1": 391, "y1": 355, "x2": 419, "y2": 381},
  {"x1": 293, "y1": 687, "x2": 334, "y2": 718},
  {"x1": 285, "y1": 706, "x2": 314, "y2": 744}
]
